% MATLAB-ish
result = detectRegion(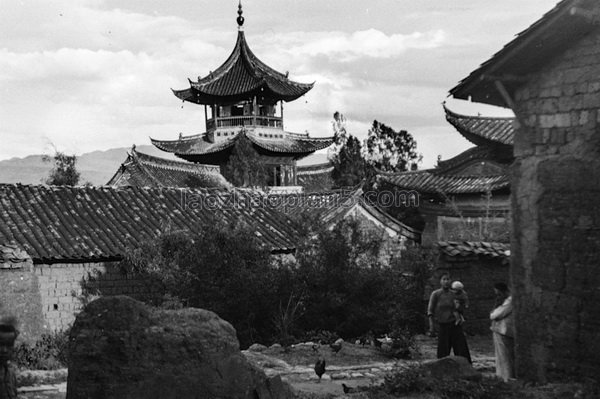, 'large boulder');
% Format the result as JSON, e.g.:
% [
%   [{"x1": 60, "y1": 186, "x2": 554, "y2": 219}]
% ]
[{"x1": 66, "y1": 296, "x2": 293, "y2": 399}]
